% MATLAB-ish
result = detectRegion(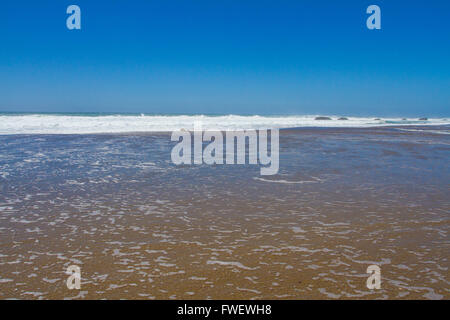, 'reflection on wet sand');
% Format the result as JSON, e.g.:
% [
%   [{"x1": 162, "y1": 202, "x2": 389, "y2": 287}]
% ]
[{"x1": 0, "y1": 126, "x2": 448, "y2": 299}]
